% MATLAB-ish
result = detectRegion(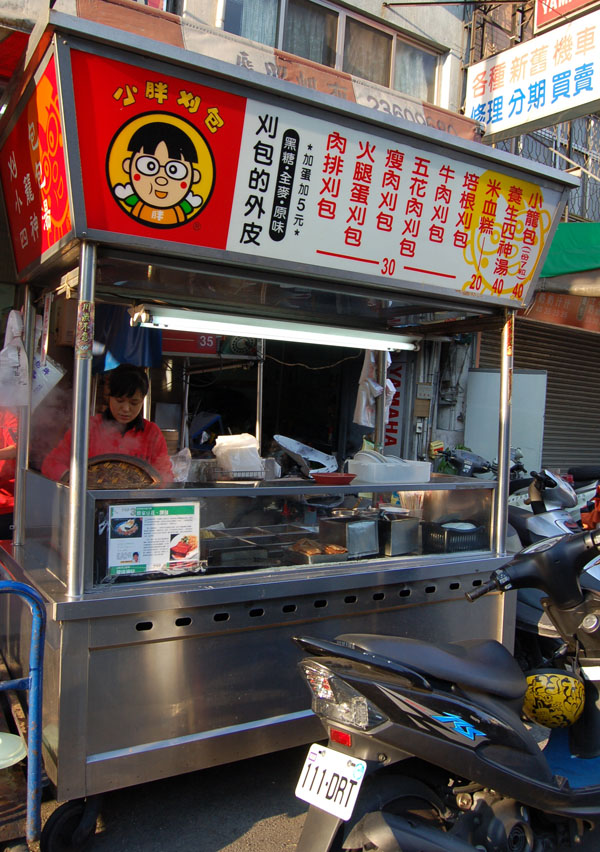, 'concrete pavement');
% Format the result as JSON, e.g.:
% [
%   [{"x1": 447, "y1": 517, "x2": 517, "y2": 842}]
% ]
[{"x1": 31, "y1": 746, "x2": 310, "y2": 852}]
